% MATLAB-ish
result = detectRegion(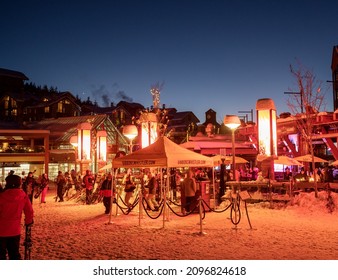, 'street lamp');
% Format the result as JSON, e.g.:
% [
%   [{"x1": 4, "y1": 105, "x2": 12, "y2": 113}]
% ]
[
  {"x1": 224, "y1": 115, "x2": 241, "y2": 181},
  {"x1": 123, "y1": 125, "x2": 138, "y2": 154}
]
